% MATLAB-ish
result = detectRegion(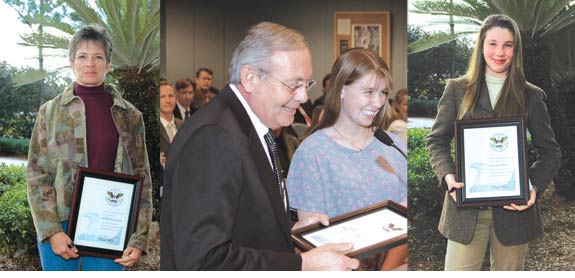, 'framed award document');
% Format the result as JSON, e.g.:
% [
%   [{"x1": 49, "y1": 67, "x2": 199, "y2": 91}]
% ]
[
  {"x1": 455, "y1": 117, "x2": 529, "y2": 207},
  {"x1": 67, "y1": 167, "x2": 143, "y2": 258},
  {"x1": 291, "y1": 200, "x2": 407, "y2": 258}
]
